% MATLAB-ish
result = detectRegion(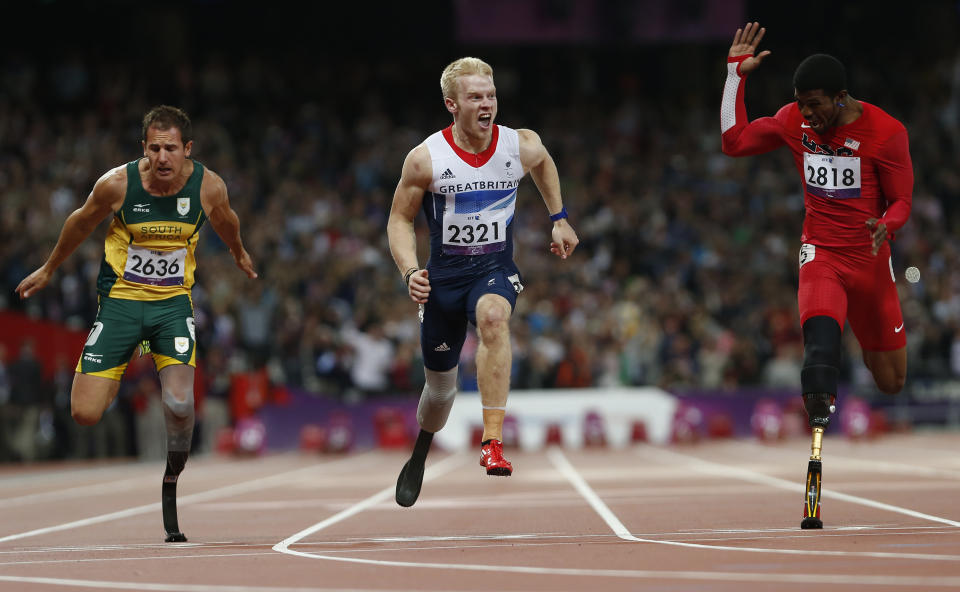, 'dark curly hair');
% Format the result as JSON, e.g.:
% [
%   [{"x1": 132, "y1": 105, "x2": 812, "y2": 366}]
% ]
[{"x1": 793, "y1": 54, "x2": 847, "y2": 96}]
